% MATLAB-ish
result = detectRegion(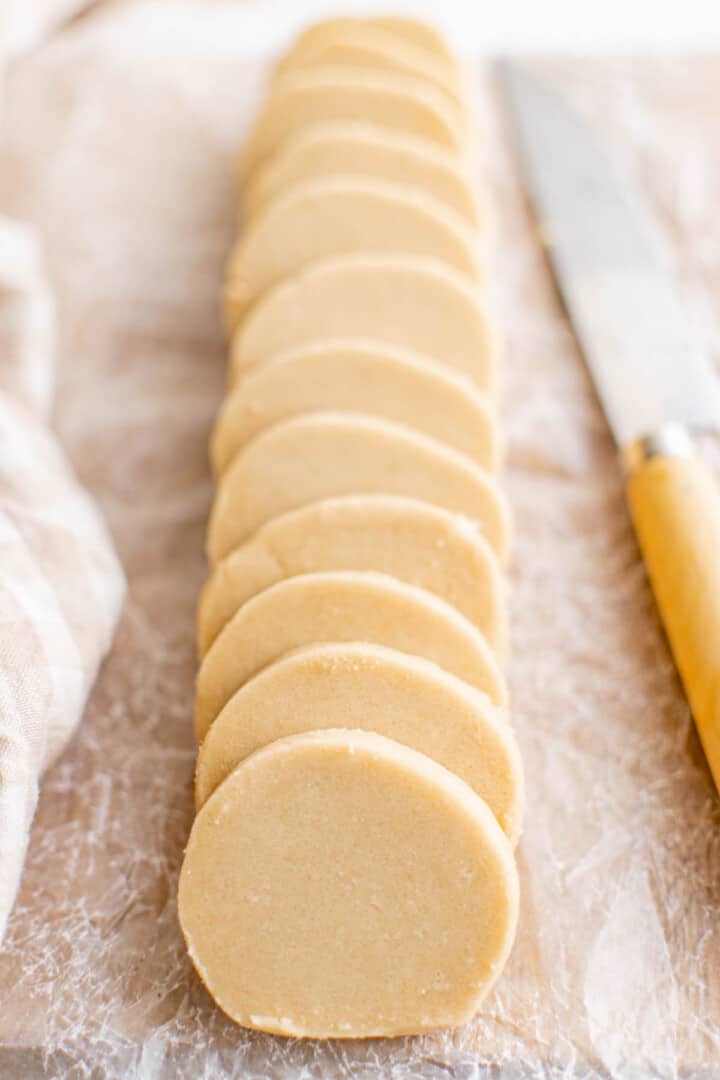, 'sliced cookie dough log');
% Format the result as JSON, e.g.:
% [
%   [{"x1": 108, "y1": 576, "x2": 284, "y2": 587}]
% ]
[
  {"x1": 194, "y1": 570, "x2": 507, "y2": 741},
  {"x1": 225, "y1": 177, "x2": 481, "y2": 325},
  {"x1": 212, "y1": 339, "x2": 496, "y2": 475},
  {"x1": 195, "y1": 642, "x2": 524, "y2": 844},
  {"x1": 274, "y1": 25, "x2": 466, "y2": 110},
  {"x1": 241, "y1": 68, "x2": 465, "y2": 177},
  {"x1": 179, "y1": 729, "x2": 519, "y2": 1038},
  {"x1": 206, "y1": 413, "x2": 510, "y2": 566},
  {"x1": 198, "y1": 494, "x2": 507, "y2": 658},
  {"x1": 243, "y1": 122, "x2": 483, "y2": 226},
  {"x1": 229, "y1": 254, "x2": 496, "y2": 388}
]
